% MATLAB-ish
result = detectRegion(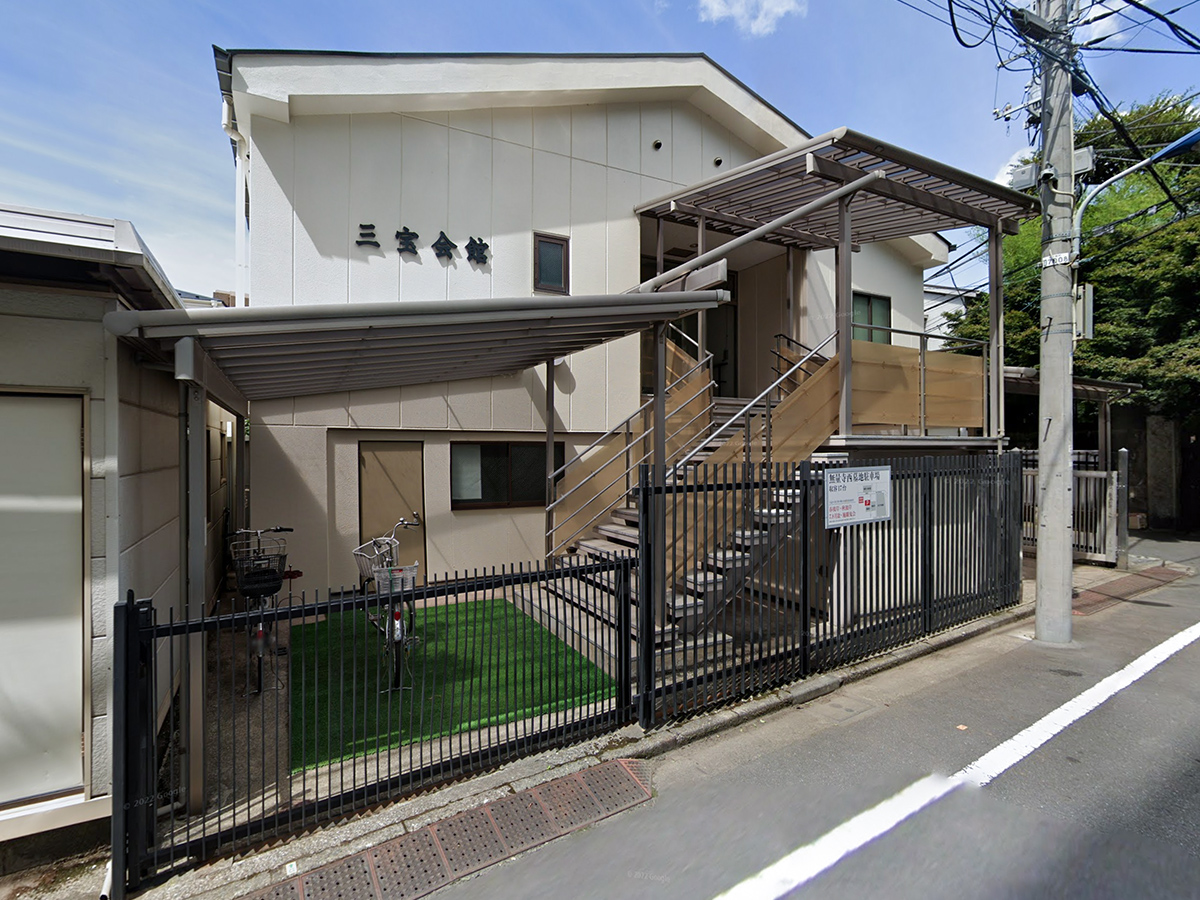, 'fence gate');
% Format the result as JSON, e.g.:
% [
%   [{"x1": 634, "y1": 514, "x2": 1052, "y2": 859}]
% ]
[{"x1": 1021, "y1": 448, "x2": 1128, "y2": 565}]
